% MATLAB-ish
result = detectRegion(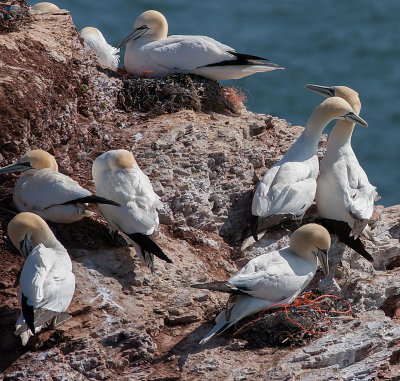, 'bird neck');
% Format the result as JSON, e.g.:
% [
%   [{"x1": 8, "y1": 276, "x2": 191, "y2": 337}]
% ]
[{"x1": 326, "y1": 120, "x2": 354, "y2": 153}]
